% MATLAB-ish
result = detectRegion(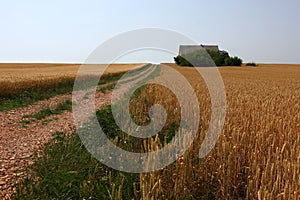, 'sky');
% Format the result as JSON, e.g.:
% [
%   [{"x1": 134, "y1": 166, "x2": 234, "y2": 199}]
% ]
[{"x1": 0, "y1": 0, "x2": 299, "y2": 64}]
